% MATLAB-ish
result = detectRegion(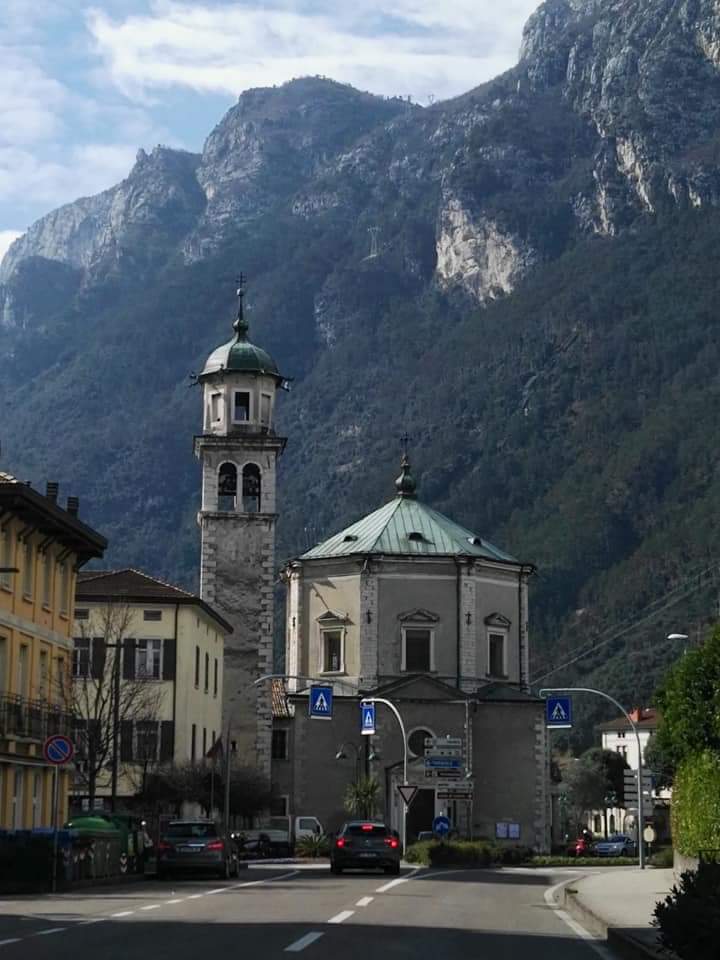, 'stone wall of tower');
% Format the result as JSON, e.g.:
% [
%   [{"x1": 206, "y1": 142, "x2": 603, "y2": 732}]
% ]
[{"x1": 199, "y1": 511, "x2": 276, "y2": 778}]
